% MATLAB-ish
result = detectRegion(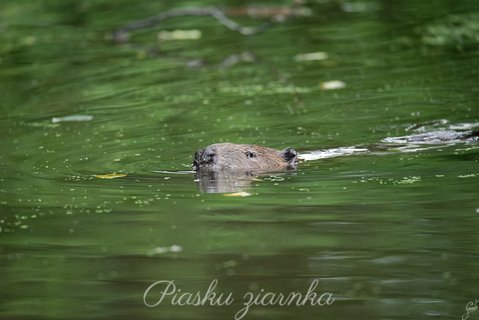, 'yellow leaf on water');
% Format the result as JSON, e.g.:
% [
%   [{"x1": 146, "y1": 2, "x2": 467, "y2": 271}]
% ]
[
  {"x1": 223, "y1": 192, "x2": 251, "y2": 197},
  {"x1": 158, "y1": 29, "x2": 202, "y2": 41},
  {"x1": 94, "y1": 173, "x2": 127, "y2": 179},
  {"x1": 294, "y1": 52, "x2": 328, "y2": 62}
]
